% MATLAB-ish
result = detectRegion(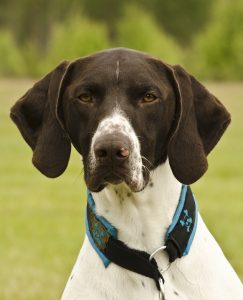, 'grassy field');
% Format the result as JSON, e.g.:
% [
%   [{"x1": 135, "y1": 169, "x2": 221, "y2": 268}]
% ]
[{"x1": 0, "y1": 79, "x2": 243, "y2": 299}]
